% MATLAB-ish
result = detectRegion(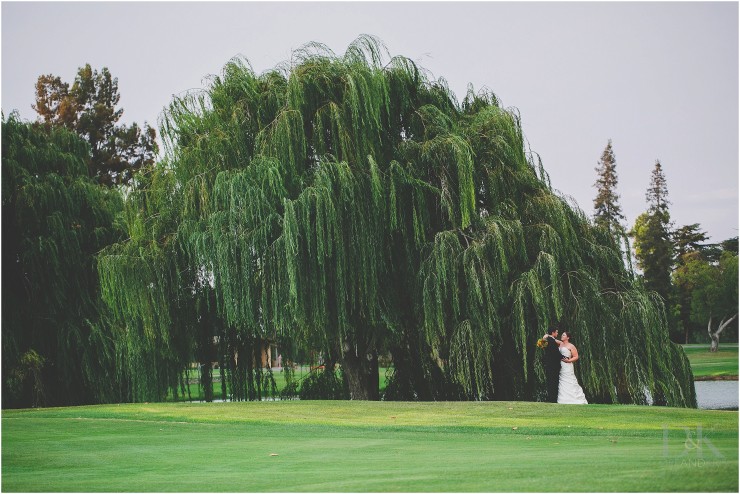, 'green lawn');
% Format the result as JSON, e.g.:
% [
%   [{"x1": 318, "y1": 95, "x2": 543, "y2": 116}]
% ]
[
  {"x1": 682, "y1": 344, "x2": 738, "y2": 379},
  {"x1": 170, "y1": 366, "x2": 393, "y2": 401},
  {"x1": 2, "y1": 401, "x2": 737, "y2": 492}
]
